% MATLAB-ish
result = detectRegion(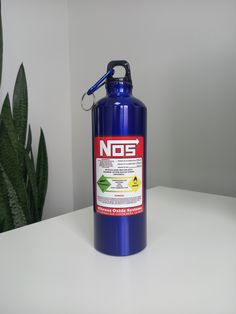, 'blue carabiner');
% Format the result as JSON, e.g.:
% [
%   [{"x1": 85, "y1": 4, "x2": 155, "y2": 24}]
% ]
[{"x1": 87, "y1": 68, "x2": 114, "y2": 95}]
